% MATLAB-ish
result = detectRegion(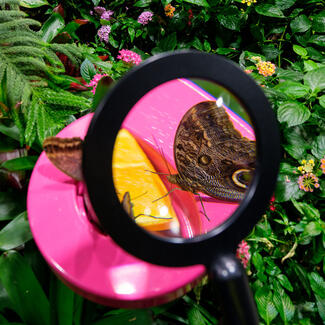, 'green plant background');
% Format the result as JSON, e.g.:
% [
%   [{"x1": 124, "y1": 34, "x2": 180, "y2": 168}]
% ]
[{"x1": 0, "y1": 0, "x2": 325, "y2": 324}]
